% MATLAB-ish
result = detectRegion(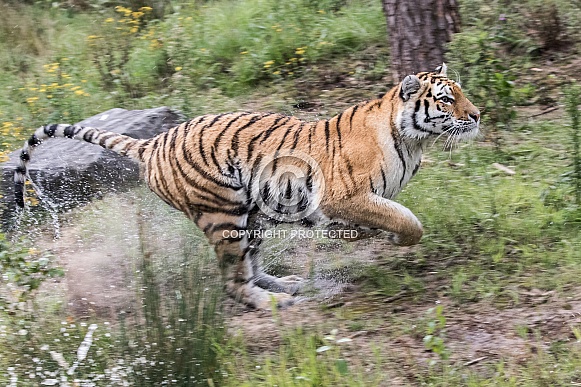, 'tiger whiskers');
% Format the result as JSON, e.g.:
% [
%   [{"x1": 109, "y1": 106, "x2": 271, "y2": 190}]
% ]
[
  {"x1": 442, "y1": 127, "x2": 461, "y2": 157},
  {"x1": 431, "y1": 125, "x2": 456, "y2": 148}
]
